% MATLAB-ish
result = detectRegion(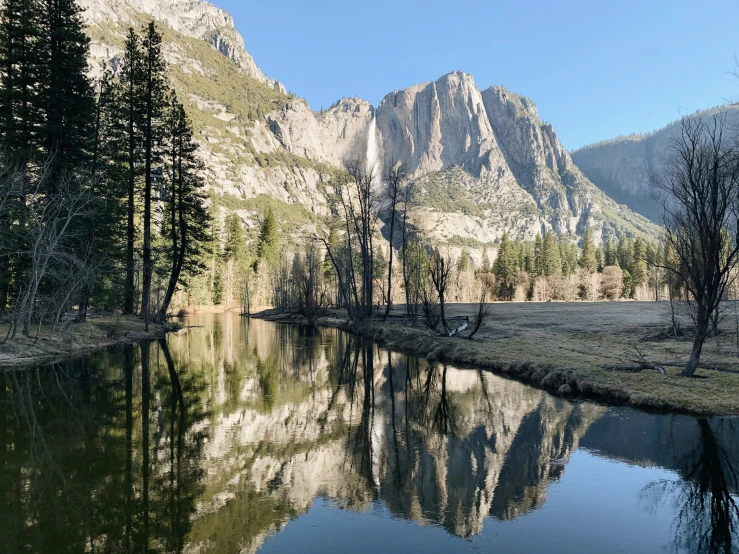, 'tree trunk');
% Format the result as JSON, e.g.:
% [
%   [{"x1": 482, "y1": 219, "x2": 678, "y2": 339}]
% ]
[
  {"x1": 141, "y1": 53, "x2": 153, "y2": 330},
  {"x1": 683, "y1": 321, "x2": 706, "y2": 377},
  {"x1": 124, "y1": 55, "x2": 136, "y2": 315},
  {"x1": 383, "y1": 205, "x2": 396, "y2": 322}
]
